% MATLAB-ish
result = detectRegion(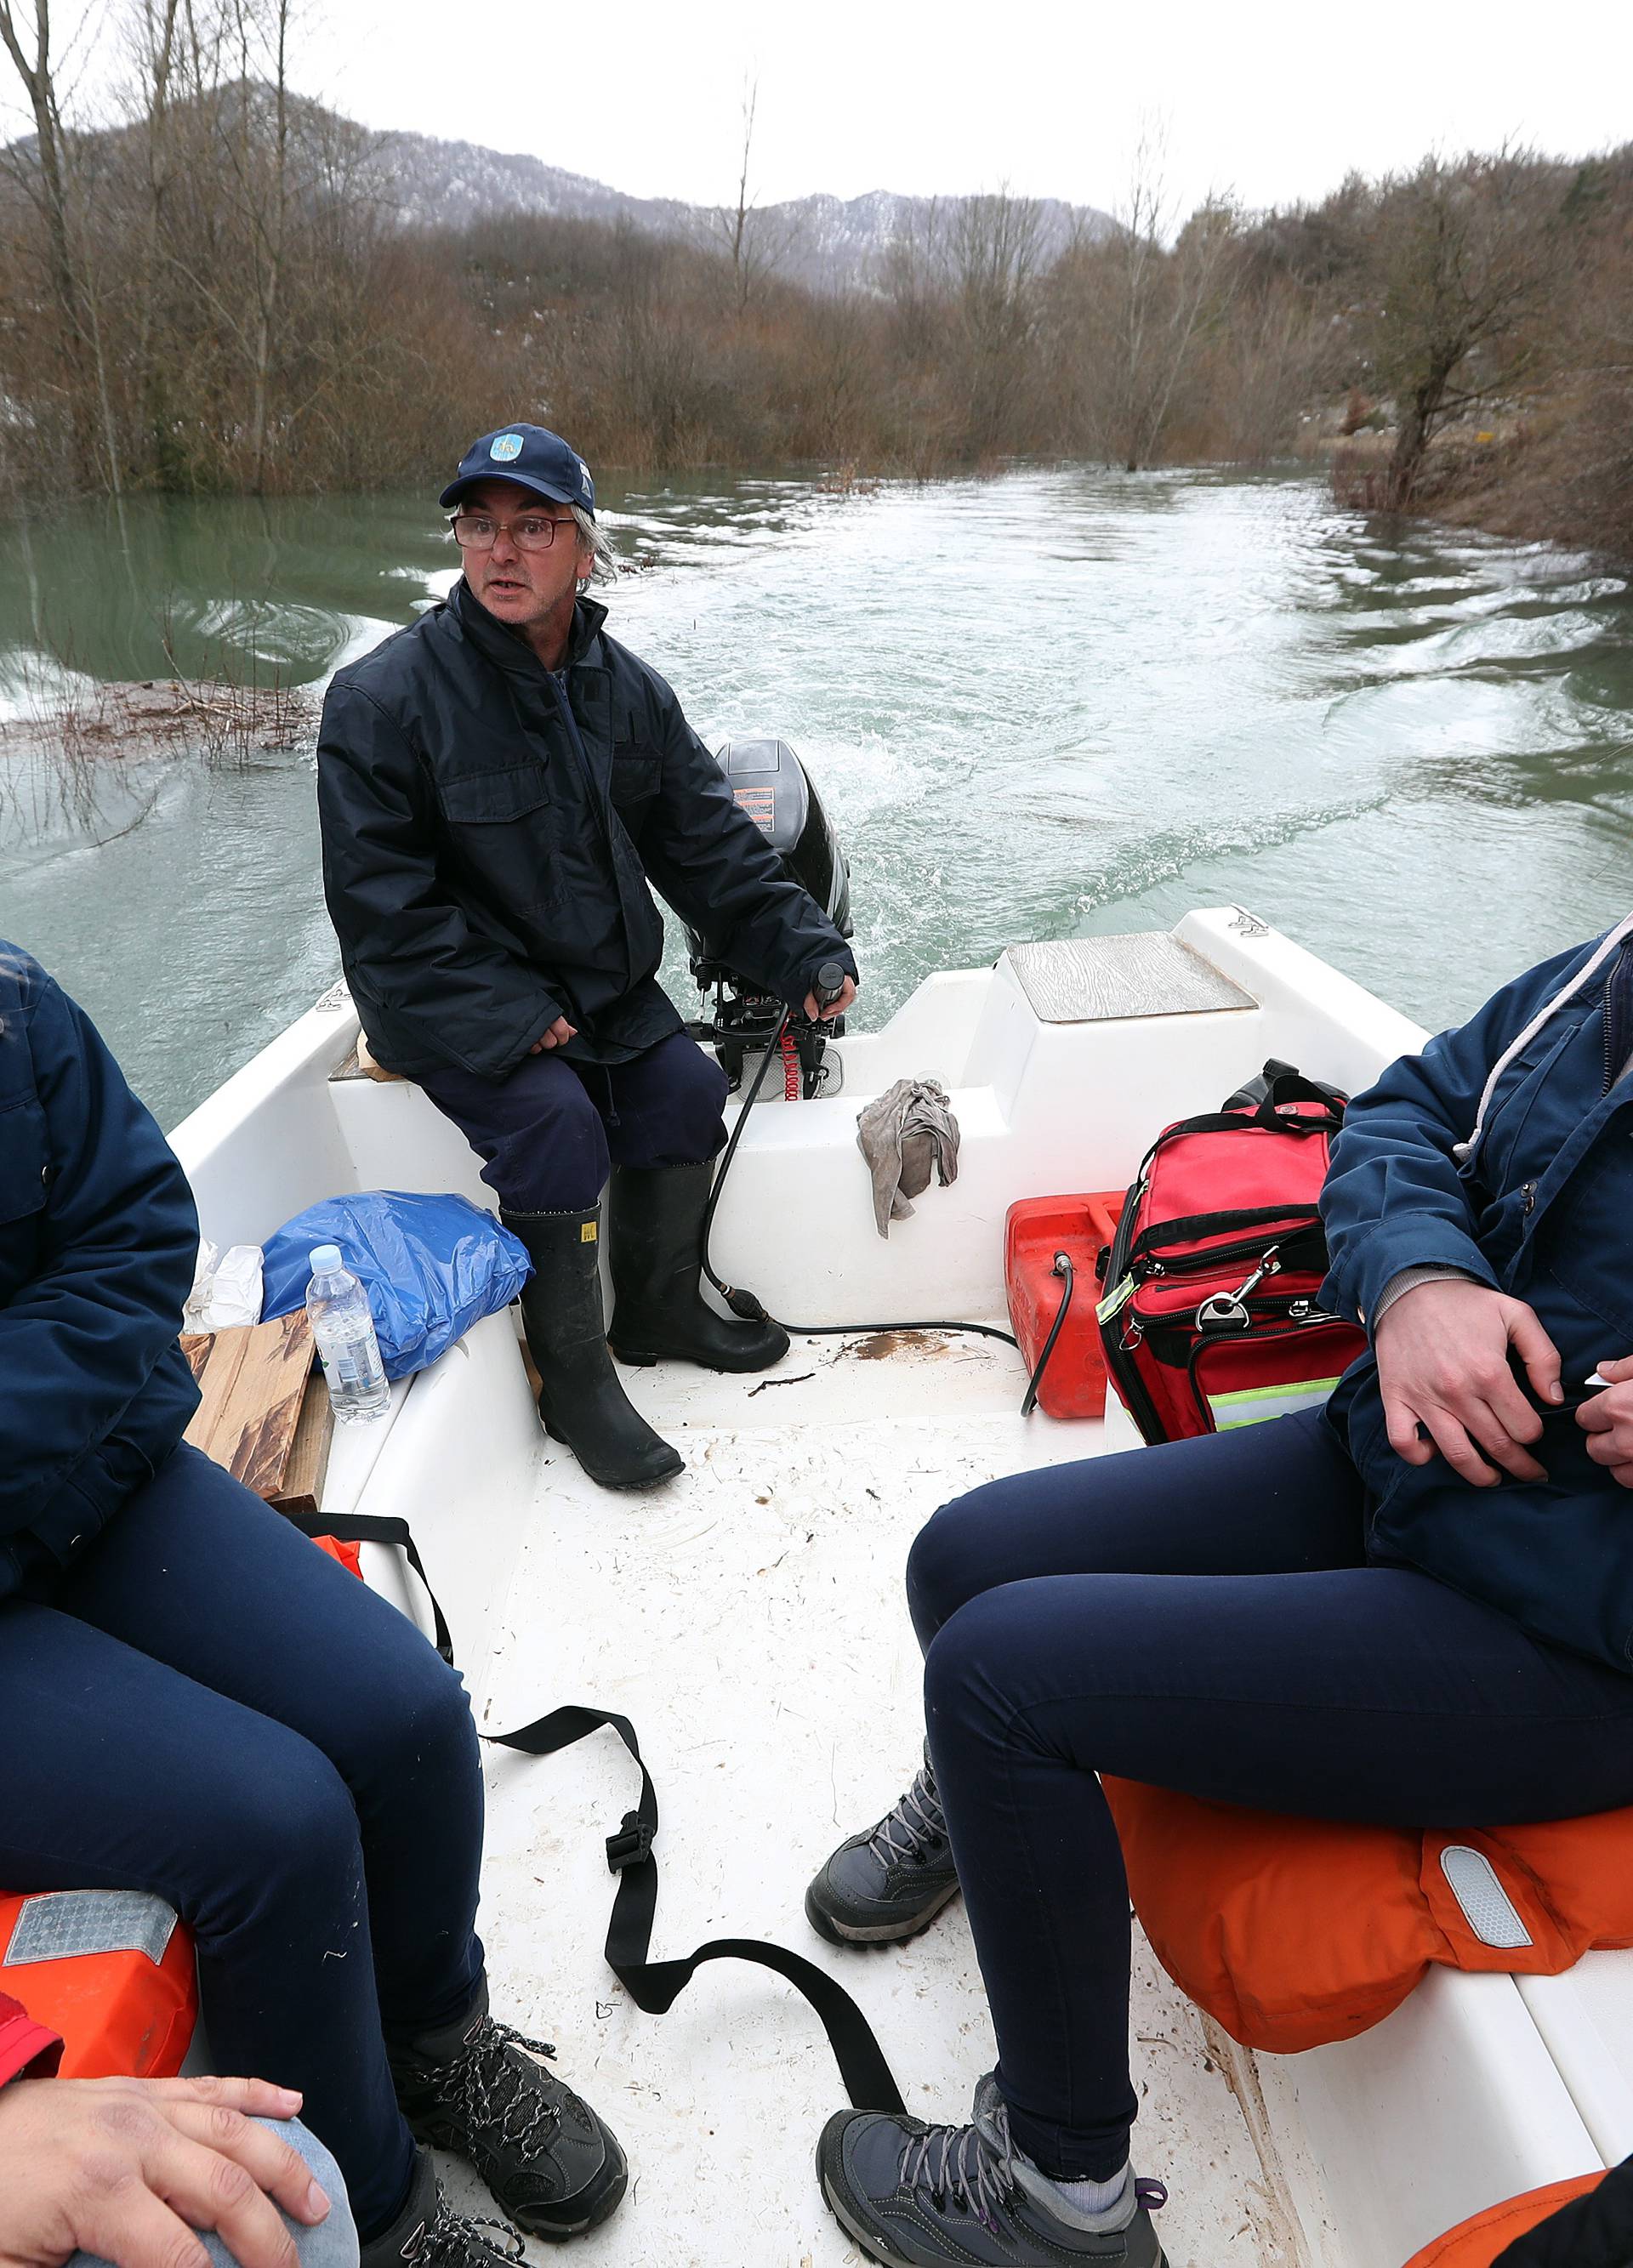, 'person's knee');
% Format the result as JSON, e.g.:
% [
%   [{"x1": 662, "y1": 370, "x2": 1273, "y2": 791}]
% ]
[
  {"x1": 499, "y1": 1064, "x2": 606, "y2": 1211},
  {"x1": 185, "y1": 2123, "x2": 358, "y2": 2268},
  {"x1": 350, "y1": 1644, "x2": 480, "y2": 1798},
  {"x1": 661, "y1": 1038, "x2": 728, "y2": 1156},
  {"x1": 922, "y1": 1589, "x2": 1021, "y2": 1747},
  {"x1": 906, "y1": 1480, "x2": 1011, "y2": 1645},
  {"x1": 205, "y1": 1748, "x2": 364, "y2": 1935}
]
